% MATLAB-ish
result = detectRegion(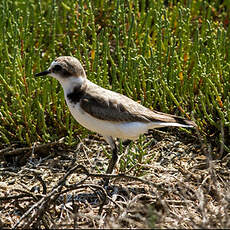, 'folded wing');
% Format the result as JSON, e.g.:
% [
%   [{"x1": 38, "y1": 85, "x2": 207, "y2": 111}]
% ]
[{"x1": 80, "y1": 85, "x2": 195, "y2": 127}]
